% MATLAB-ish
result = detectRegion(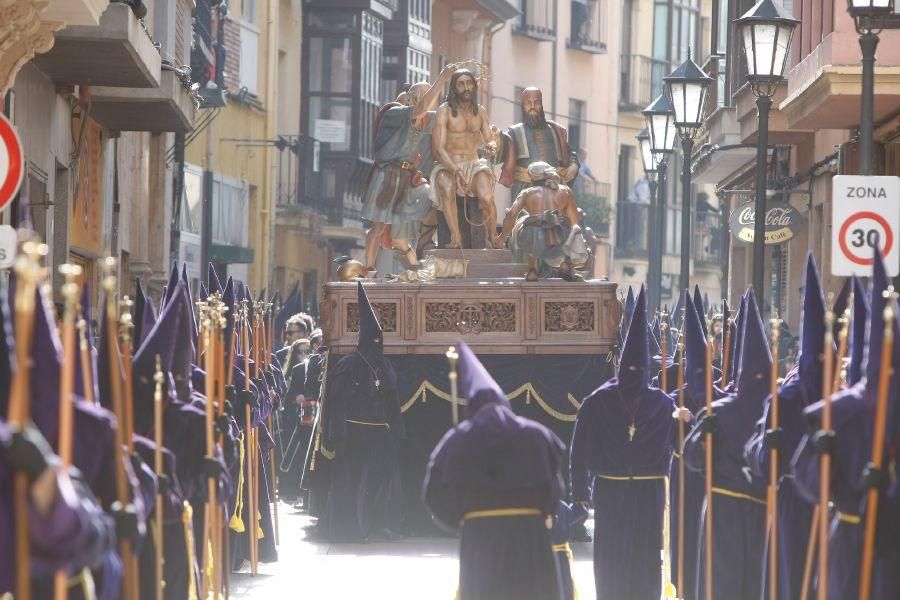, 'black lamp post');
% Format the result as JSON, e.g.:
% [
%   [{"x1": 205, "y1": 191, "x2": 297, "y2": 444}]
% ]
[
  {"x1": 848, "y1": 0, "x2": 895, "y2": 175},
  {"x1": 664, "y1": 51, "x2": 713, "y2": 295},
  {"x1": 735, "y1": 0, "x2": 799, "y2": 309},
  {"x1": 638, "y1": 128, "x2": 660, "y2": 311},
  {"x1": 643, "y1": 93, "x2": 677, "y2": 313}
]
